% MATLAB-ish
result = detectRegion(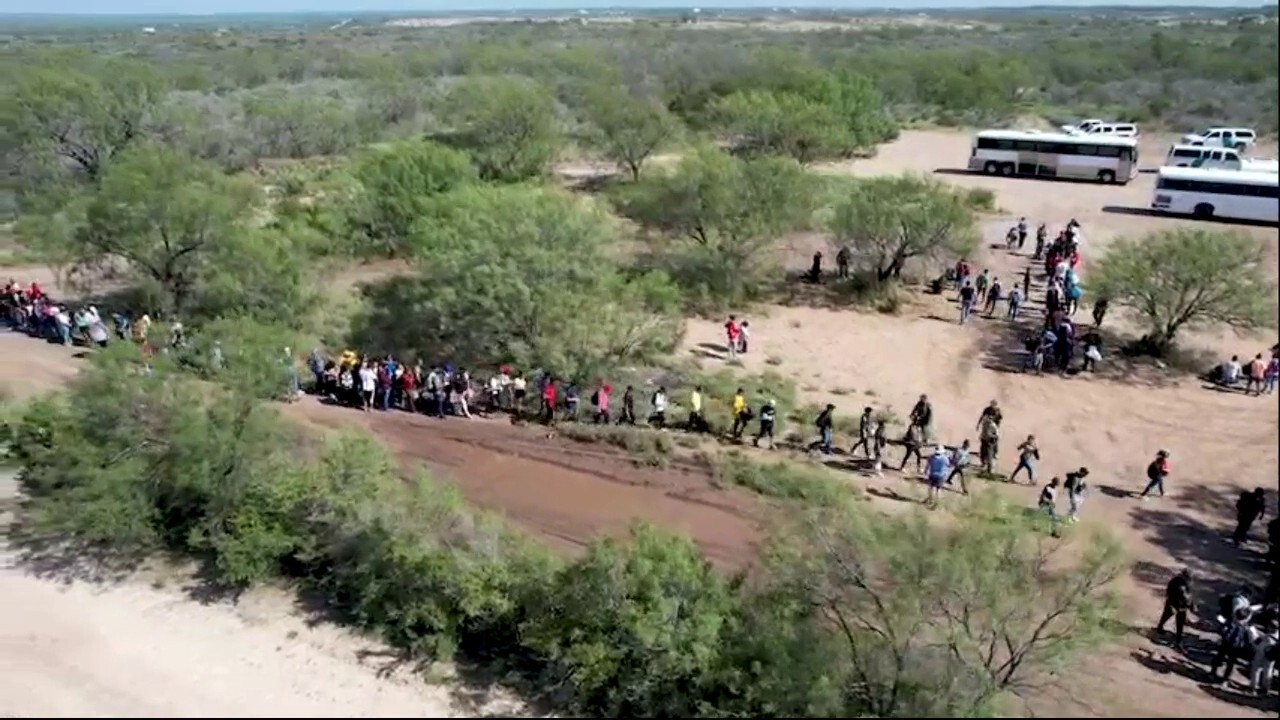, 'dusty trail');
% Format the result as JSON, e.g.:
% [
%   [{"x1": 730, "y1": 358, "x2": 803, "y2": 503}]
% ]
[{"x1": 286, "y1": 399, "x2": 764, "y2": 567}]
